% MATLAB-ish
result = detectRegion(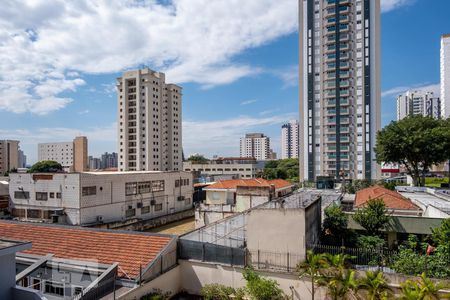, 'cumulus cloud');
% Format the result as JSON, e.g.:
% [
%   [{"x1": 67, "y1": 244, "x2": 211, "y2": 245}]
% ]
[{"x1": 0, "y1": 0, "x2": 298, "y2": 114}]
